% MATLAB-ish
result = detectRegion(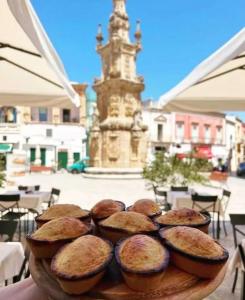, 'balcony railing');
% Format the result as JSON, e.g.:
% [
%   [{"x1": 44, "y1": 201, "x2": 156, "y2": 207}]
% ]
[{"x1": 0, "y1": 123, "x2": 20, "y2": 134}]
